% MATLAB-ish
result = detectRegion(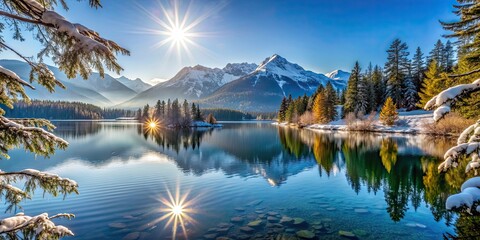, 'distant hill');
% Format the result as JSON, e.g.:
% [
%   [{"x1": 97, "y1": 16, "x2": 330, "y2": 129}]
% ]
[{"x1": 0, "y1": 59, "x2": 139, "y2": 106}]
